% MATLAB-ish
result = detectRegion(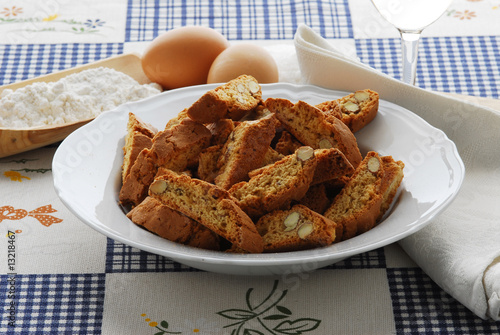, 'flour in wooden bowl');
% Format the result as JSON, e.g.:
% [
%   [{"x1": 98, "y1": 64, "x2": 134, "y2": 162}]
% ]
[{"x1": 0, "y1": 67, "x2": 162, "y2": 128}]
